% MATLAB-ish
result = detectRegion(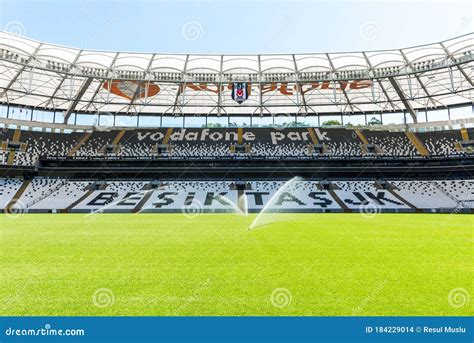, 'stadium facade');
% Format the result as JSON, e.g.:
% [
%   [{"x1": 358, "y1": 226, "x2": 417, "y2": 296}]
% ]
[{"x1": 0, "y1": 31, "x2": 473, "y2": 214}]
